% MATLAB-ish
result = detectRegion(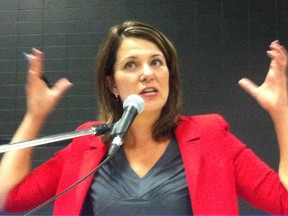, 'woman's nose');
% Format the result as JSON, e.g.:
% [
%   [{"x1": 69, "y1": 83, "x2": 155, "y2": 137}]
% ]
[{"x1": 140, "y1": 64, "x2": 154, "y2": 82}]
